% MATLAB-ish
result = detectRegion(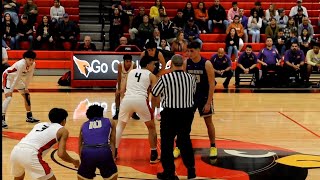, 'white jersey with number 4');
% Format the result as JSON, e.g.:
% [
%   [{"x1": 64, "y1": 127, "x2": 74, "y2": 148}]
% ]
[
  {"x1": 18, "y1": 122, "x2": 63, "y2": 156},
  {"x1": 124, "y1": 69, "x2": 151, "y2": 98}
]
